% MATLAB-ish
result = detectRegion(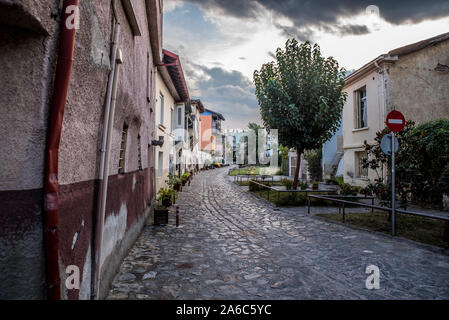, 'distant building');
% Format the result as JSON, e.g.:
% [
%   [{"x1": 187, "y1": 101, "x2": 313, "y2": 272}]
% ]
[
  {"x1": 342, "y1": 32, "x2": 449, "y2": 186},
  {"x1": 154, "y1": 49, "x2": 189, "y2": 192},
  {"x1": 200, "y1": 109, "x2": 225, "y2": 164}
]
